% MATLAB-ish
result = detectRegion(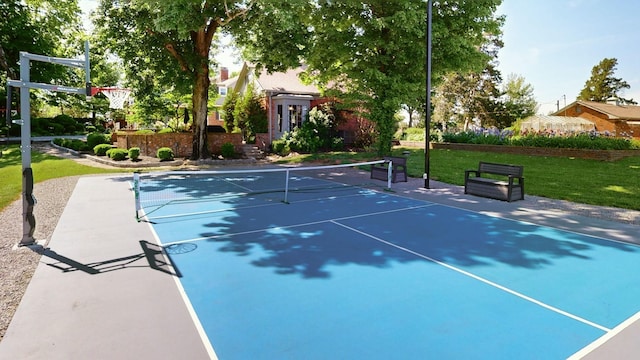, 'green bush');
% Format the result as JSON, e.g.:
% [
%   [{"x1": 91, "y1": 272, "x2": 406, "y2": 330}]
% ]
[
  {"x1": 403, "y1": 128, "x2": 426, "y2": 142},
  {"x1": 52, "y1": 114, "x2": 83, "y2": 134},
  {"x1": 282, "y1": 106, "x2": 343, "y2": 153},
  {"x1": 93, "y1": 143, "x2": 113, "y2": 156},
  {"x1": 57, "y1": 138, "x2": 91, "y2": 152},
  {"x1": 331, "y1": 137, "x2": 344, "y2": 151},
  {"x1": 128, "y1": 147, "x2": 140, "y2": 161},
  {"x1": 221, "y1": 142, "x2": 236, "y2": 158},
  {"x1": 106, "y1": 148, "x2": 128, "y2": 161},
  {"x1": 87, "y1": 132, "x2": 111, "y2": 149},
  {"x1": 271, "y1": 138, "x2": 291, "y2": 156},
  {"x1": 157, "y1": 147, "x2": 174, "y2": 161}
]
